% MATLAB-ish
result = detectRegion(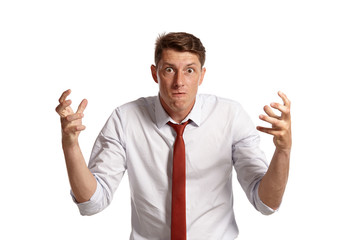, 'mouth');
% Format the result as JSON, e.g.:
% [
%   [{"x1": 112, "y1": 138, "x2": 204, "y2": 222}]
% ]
[{"x1": 172, "y1": 92, "x2": 186, "y2": 96}]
